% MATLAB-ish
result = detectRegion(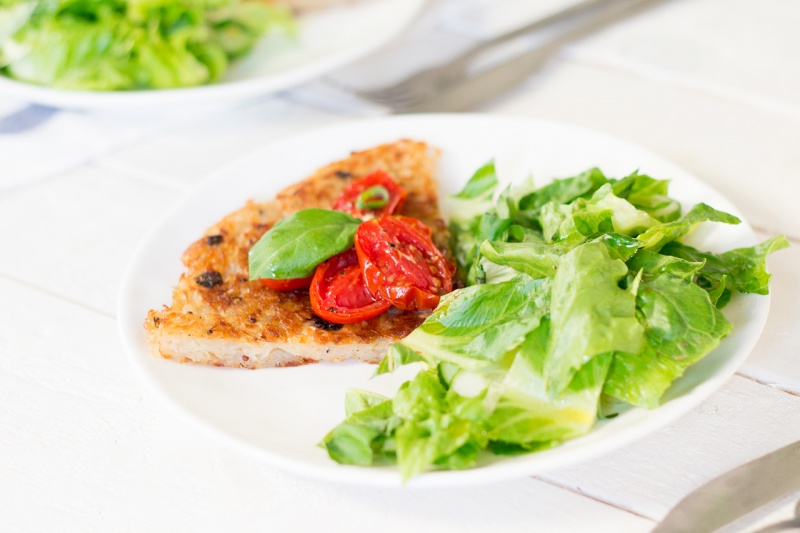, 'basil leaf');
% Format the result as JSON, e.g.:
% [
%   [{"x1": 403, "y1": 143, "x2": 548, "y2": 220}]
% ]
[{"x1": 248, "y1": 208, "x2": 361, "y2": 280}]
